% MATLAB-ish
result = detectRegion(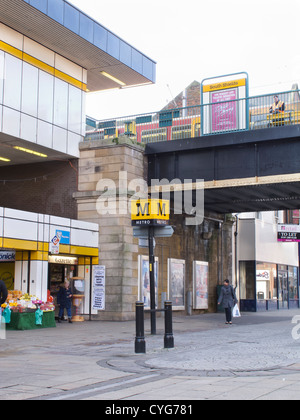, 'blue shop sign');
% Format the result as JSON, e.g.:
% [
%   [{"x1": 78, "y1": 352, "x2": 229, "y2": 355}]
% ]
[{"x1": 56, "y1": 230, "x2": 70, "y2": 245}]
